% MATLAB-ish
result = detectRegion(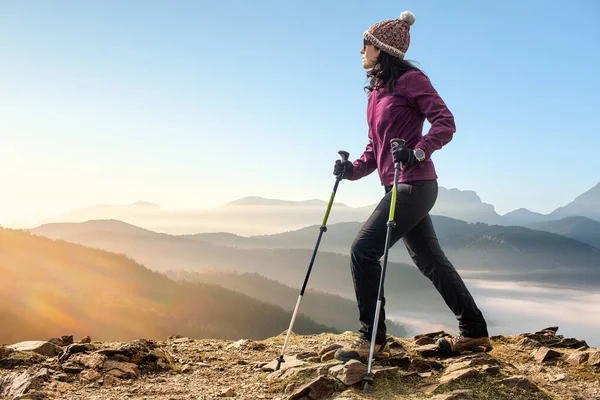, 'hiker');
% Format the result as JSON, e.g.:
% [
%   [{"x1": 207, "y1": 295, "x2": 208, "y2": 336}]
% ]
[{"x1": 332, "y1": 11, "x2": 492, "y2": 362}]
